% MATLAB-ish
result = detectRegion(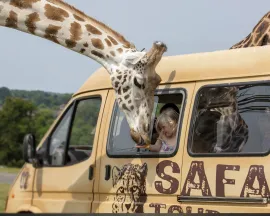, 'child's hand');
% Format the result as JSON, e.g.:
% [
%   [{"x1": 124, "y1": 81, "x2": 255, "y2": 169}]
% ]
[
  {"x1": 135, "y1": 144, "x2": 150, "y2": 149},
  {"x1": 158, "y1": 130, "x2": 165, "y2": 140}
]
